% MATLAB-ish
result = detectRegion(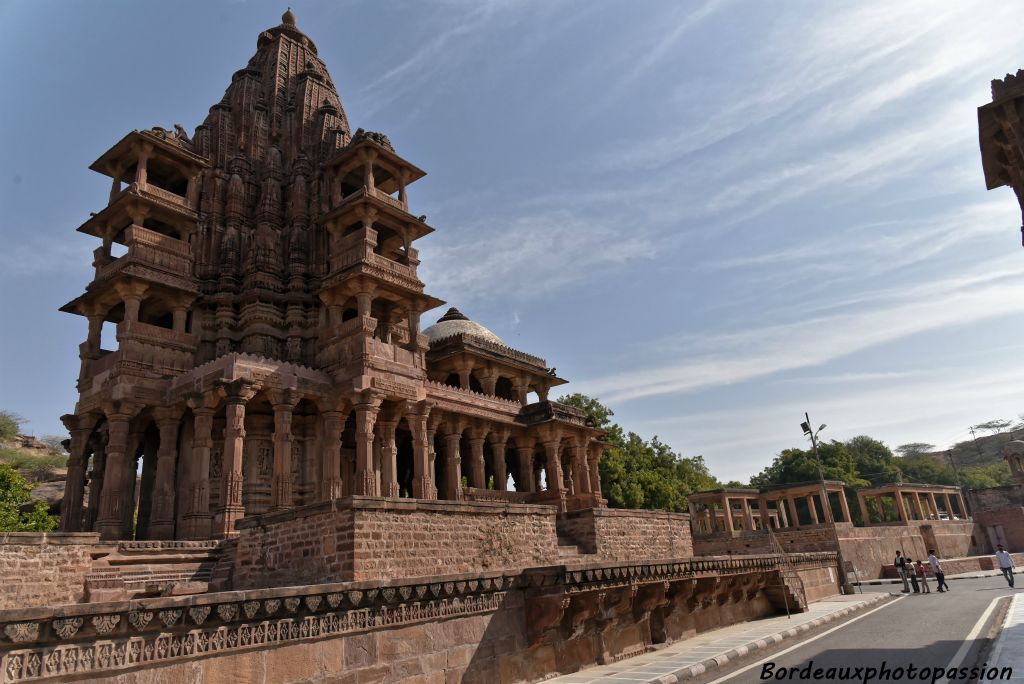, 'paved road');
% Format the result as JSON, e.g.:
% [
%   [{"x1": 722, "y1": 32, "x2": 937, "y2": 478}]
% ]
[{"x1": 702, "y1": 575, "x2": 1020, "y2": 683}]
